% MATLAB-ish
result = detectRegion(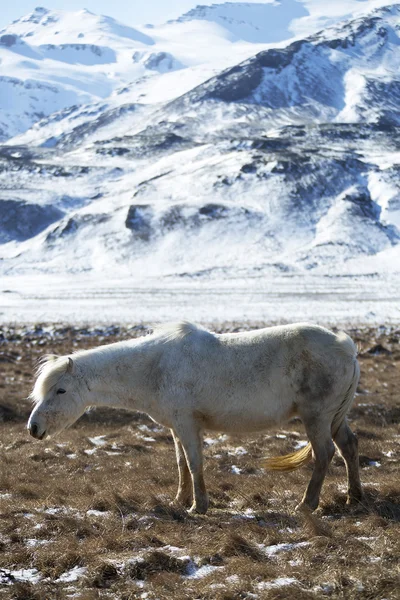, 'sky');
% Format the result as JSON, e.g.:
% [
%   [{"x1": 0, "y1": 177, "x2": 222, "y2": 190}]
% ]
[{"x1": 0, "y1": 1, "x2": 390, "y2": 32}]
